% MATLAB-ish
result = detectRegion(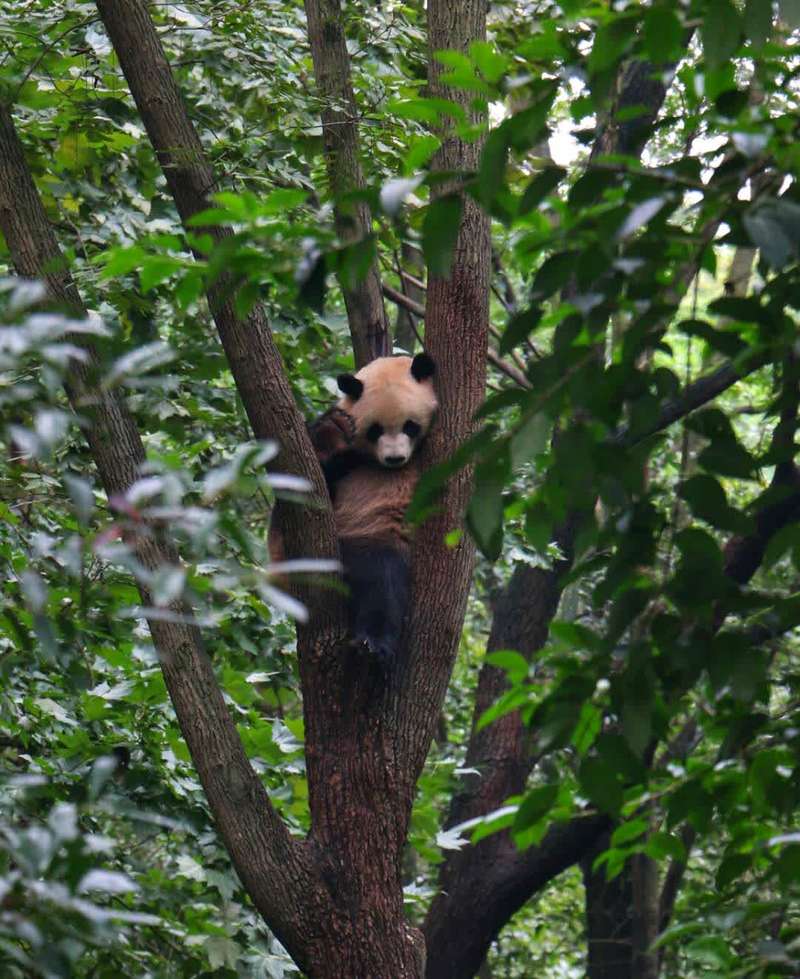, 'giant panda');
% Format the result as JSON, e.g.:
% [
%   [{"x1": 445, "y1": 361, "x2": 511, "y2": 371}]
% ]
[{"x1": 271, "y1": 353, "x2": 437, "y2": 661}]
